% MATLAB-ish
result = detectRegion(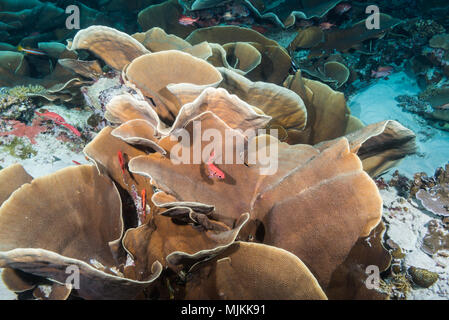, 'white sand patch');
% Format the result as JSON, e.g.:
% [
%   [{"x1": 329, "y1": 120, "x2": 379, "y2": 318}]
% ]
[
  {"x1": 0, "y1": 133, "x2": 88, "y2": 178},
  {"x1": 349, "y1": 72, "x2": 449, "y2": 177},
  {"x1": 381, "y1": 188, "x2": 449, "y2": 300}
]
